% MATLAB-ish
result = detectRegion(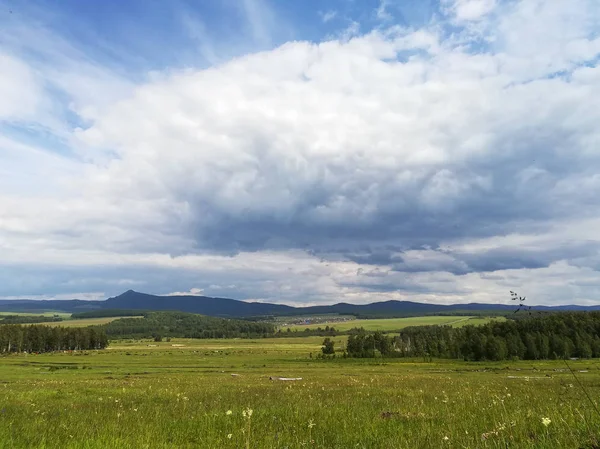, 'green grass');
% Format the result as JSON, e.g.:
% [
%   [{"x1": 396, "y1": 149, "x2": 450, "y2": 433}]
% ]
[
  {"x1": 0, "y1": 311, "x2": 71, "y2": 318},
  {"x1": 41, "y1": 316, "x2": 143, "y2": 327},
  {"x1": 0, "y1": 336, "x2": 599, "y2": 448},
  {"x1": 0, "y1": 313, "x2": 141, "y2": 327},
  {"x1": 285, "y1": 315, "x2": 505, "y2": 331}
]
